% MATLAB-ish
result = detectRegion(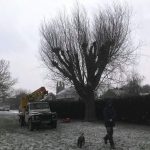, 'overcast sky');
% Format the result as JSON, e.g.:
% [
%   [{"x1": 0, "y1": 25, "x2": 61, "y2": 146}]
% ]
[{"x1": 1, "y1": 0, "x2": 150, "y2": 93}]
